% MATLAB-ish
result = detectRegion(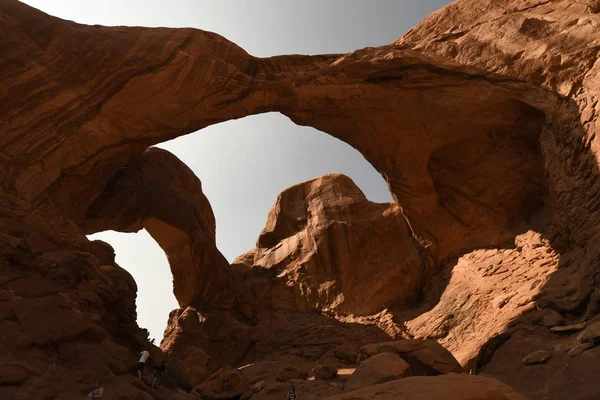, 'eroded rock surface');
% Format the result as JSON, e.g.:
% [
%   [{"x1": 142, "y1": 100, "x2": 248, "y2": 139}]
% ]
[
  {"x1": 236, "y1": 174, "x2": 421, "y2": 315},
  {"x1": 2, "y1": 0, "x2": 600, "y2": 399}
]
